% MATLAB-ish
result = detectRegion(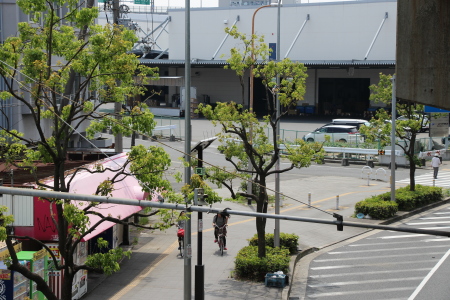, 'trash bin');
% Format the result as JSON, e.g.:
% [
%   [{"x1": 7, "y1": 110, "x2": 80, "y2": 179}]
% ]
[
  {"x1": 341, "y1": 158, "x2": 349, "y2": 166},
  {"x1": 366, "y1": 160, "x2": 374, "y2": 168}
]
